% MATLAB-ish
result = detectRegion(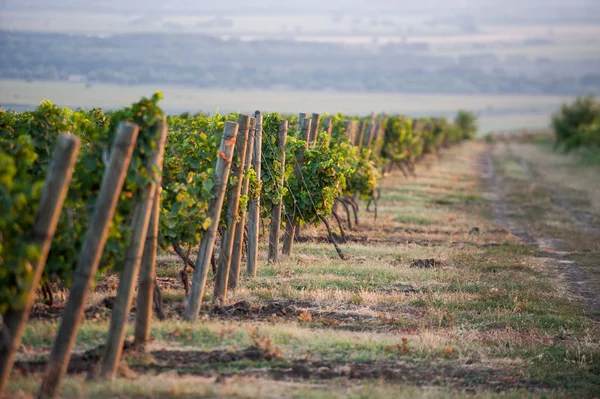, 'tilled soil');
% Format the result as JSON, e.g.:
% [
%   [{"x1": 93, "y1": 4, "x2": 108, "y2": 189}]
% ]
[
  {"x1": 13, "y1": 345, "x2": 548, "y2": 393},
  {"x1": 27, "y1": 297, "x2": 396, "y2": 332}
]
